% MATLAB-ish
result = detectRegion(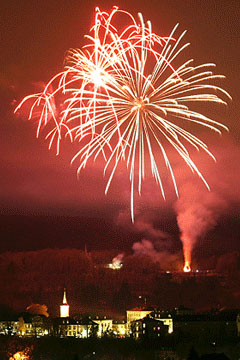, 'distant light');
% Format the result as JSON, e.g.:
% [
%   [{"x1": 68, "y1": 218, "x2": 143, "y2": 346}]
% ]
[
  {"x1": 196, "y1": 269, "x2": 199, "y2": 273},
  {"x1": 108, "y1": 262, "x2": 123, "y2": 270}
]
